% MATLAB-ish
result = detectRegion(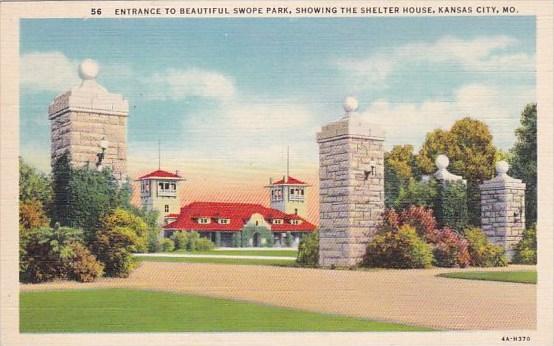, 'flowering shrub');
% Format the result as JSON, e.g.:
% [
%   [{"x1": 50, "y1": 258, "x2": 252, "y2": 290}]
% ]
[
  {"x1": 432, "y1": 228, "x2": 470, "y2": 268},
  {"x1": 383, "y1": 206, "x2": 438, "y2": 242},
  {"x1": 66, "y1": 242, "x2": 104, "y2": 282},
  {"x1": 364, "y1": 225, "x2": 433, "y2": 269},
  {"x1": 464, "y1": 227, "x2": 507, "y2": 267}
]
